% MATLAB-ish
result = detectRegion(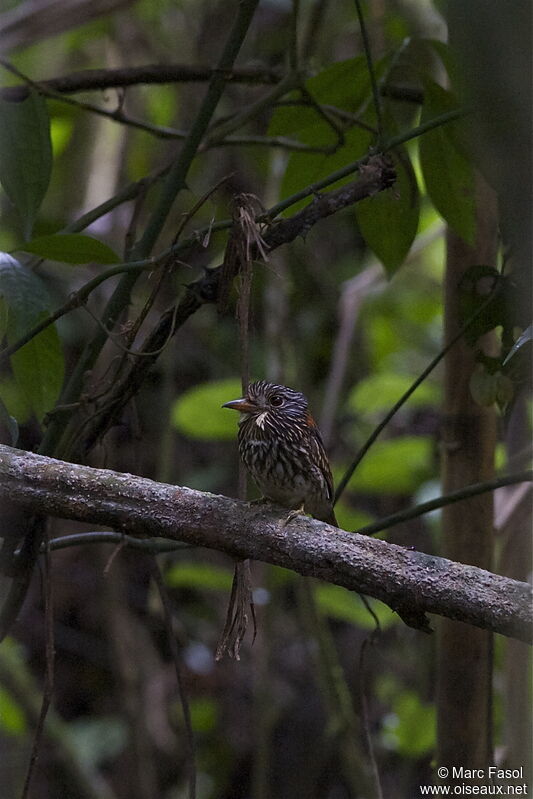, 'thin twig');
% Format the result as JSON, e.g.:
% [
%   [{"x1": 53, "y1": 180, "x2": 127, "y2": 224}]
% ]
[
  {"x1": 289, "y1": 0, "x2": 300, "y2": 71},
  {"x1": 81, "y1": 302, "x2": 180, "y2": 358},
  {"x1": 356, "y1": 471, "x2": 533, "y2": 537},
  {"x1": 216, "y1": 194, "x2": 259, "y2": 660},
  {"x1": 173, "y1": 173, "x2": 235, "y2": 243},
  {"x1": 45, "y1": 532, "x2": 192, "y2": 553},
  {"x1": 0, "y1": 60, "x2": 335, "y2": 151},
  {"x1": 65, "y1": 166, "x2": 170, "y2": 234},
  {"x1": 149, "y1": 561, "x2": 196, "y2": 799},
  {"x1": 0, "y1": 63, "x2": 283, "y2": 102},
  {"x1": 298, "y1": 83, "x2": 345, "y2": 148},
  {"x1": 0, "y1": 260, "x2": 156, "y2": 368},
  {"x1": 359, "y1": 638, "x2": 384, "y2": 799},
  {"x1": 353, "y1": 0, "x2": 383, "y2": 141},
  {"x1": 297, "y1": 578, "x2": 373, "y2": 795},
  {"x1": 40, "y1": 2, "x2": 261, "y2": 459},
  {"x1": 334, "y1": 283, "x2": 504, "y2": 503},
  {"x1": 214, "y1": 132, "x2": 339, "y2": 152},
  {"x1": 0, "y1": 58, "x2": 186, "y2": 137},
  {"x1": 302, "y1": 0, "x2": 330, "y2": 59},
  {"x1": 21, "y1": 527, "x2": 55, "y2": 799},
  {"x1": 203, "y1": 73, "x2": 300, "y2": 148},
  {"x1": 320, "y1": 265, "x2": 383, "y2": 446},
  {"x1": 2, "y1": 153, "x2": 392, "y2": 370},
  {"x1": 124, "y1": 181, "x2": 150, "y2": 258}
]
